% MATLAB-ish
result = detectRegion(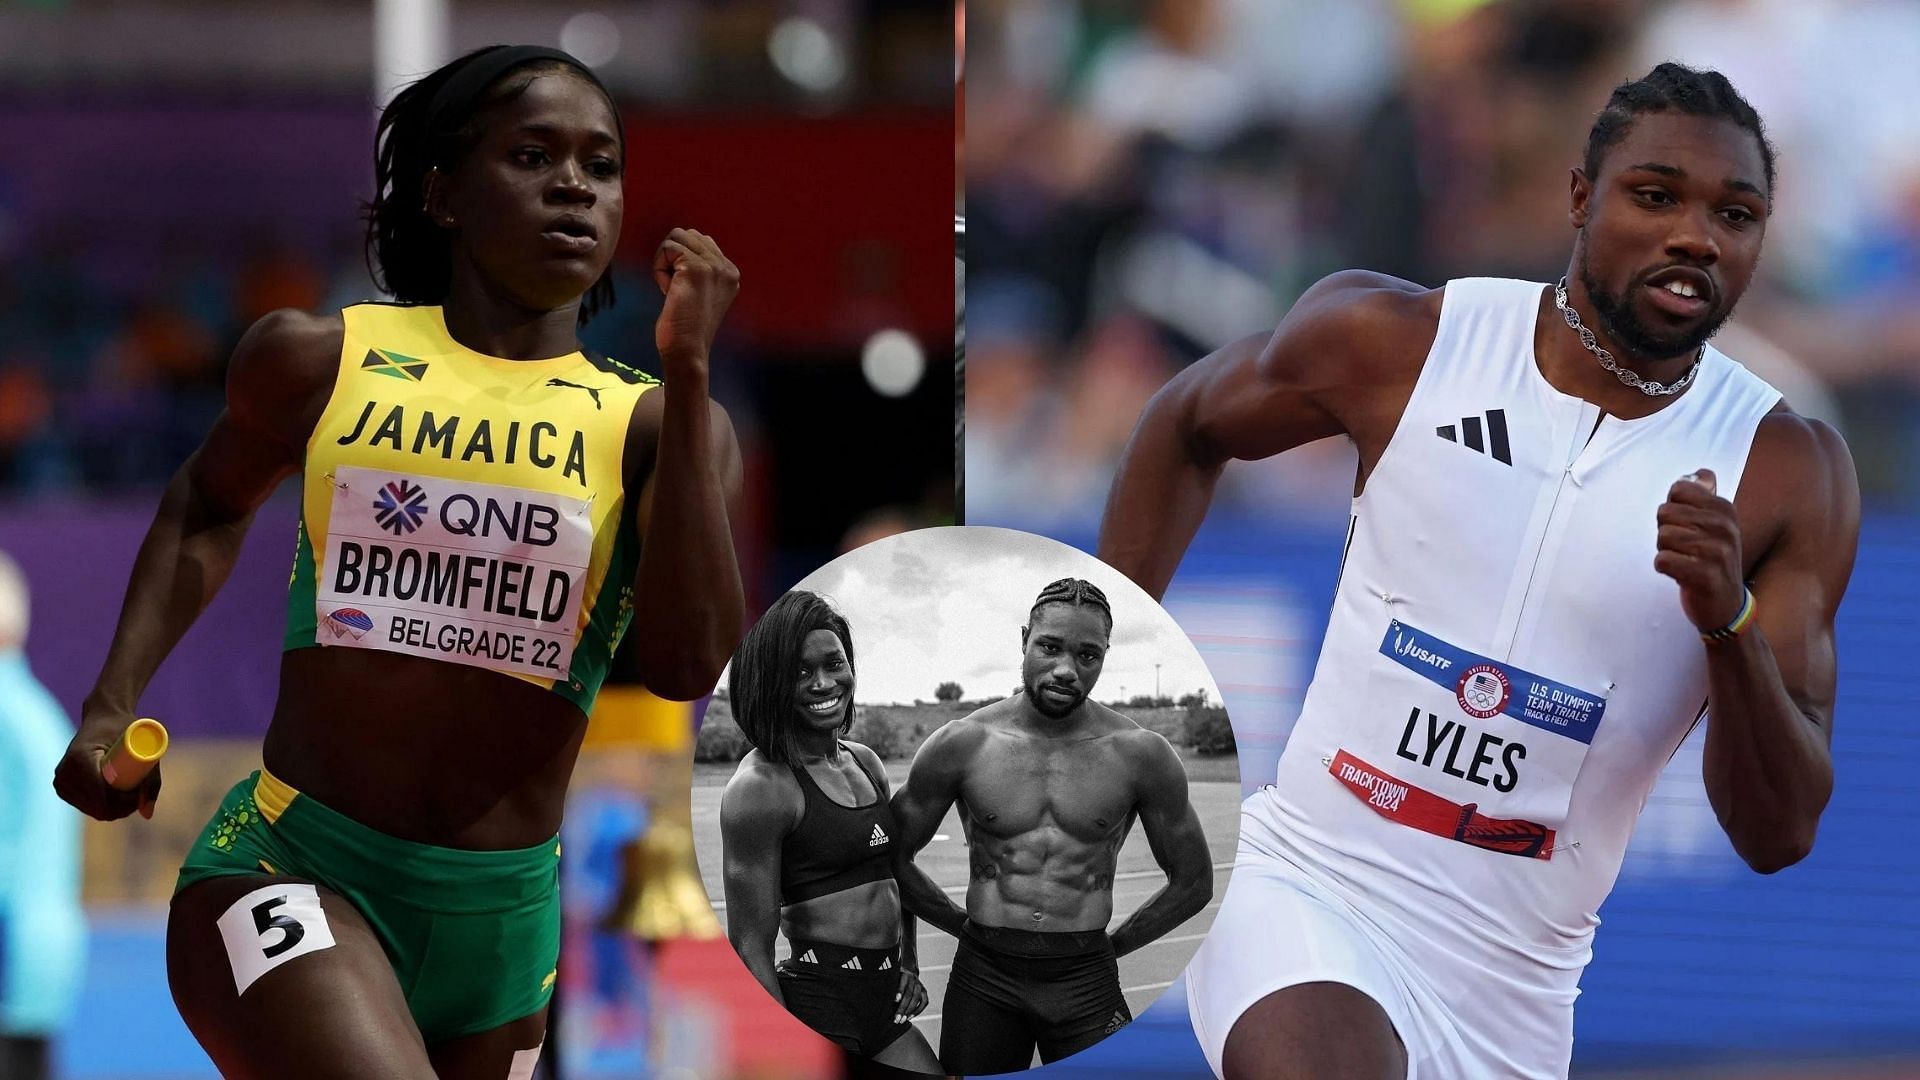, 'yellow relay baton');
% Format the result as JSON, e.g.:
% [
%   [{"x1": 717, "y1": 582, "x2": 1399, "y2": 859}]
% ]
[{"x1": 102, "y1": 717, "x2": 169, "y2": 791}]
